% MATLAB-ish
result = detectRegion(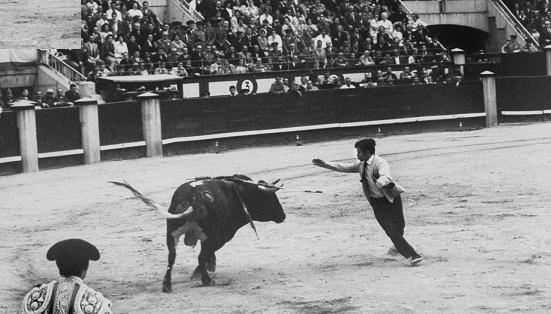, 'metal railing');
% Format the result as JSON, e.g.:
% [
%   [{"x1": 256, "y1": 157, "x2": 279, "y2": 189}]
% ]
[
  {"x1": 398, "y1": 0, "x2": 447, "y2": 51},
  {"x1": 489, "y1": 0, "x2": 539, "y2": 48},
  {"x1": 38, "y1": 49, "x2": 87, "y2": 82},
  {"x1": 177, "y1": 0, "x2": 204, "y2": 21}
]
